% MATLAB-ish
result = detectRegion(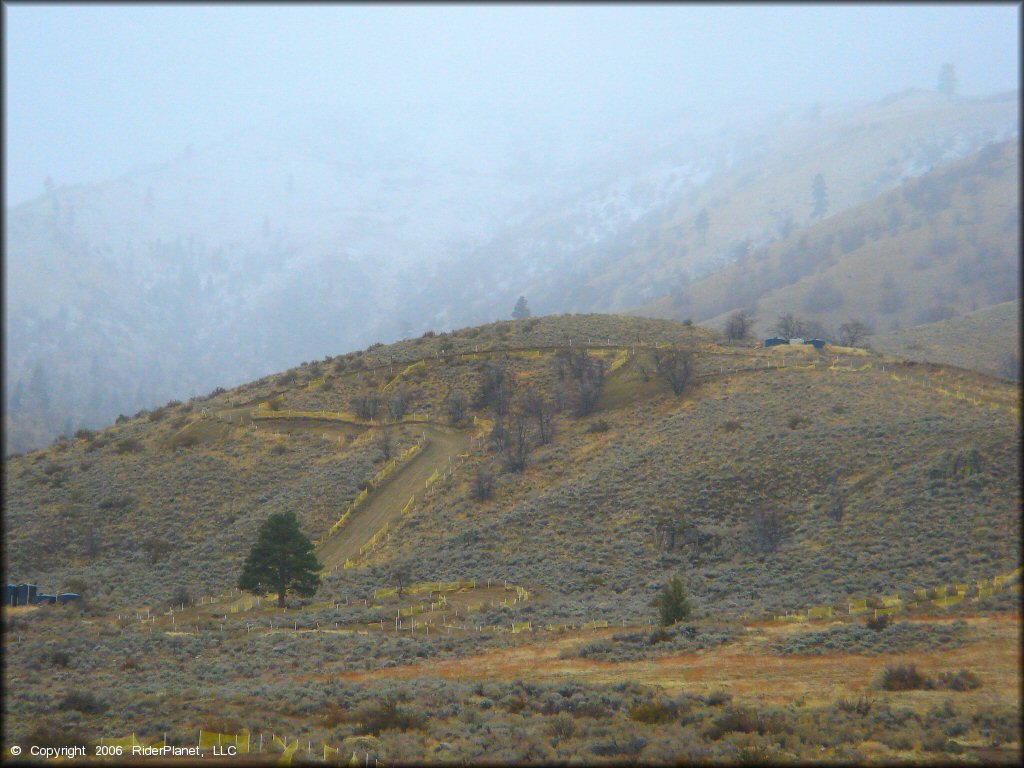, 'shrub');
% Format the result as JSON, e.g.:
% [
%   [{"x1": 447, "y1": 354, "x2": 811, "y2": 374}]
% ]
[
  {"x1": 865, "y1": 614, "x2": 891, "y2": 631},
  {"x1": 355, "y1": 697, "x2": 426, "y2": 735},
  {"x1": 836, "y1": 694, "x2": 875, "y2": 716},
  {"x1": 471, "y1": 468, "x2": 495, "y2": 501},
  {"x1": 445, "y1": 392, "x2": 467, "y2": 425},
  {"x1": 879, "y1": 664, "x2": 931, "y2": 691},
  {"x1": 321, "y1": 704, "x2": 354, "y2": 728},
  {"x1": 723, "y1": 419, "x2": 742, "y2": 433},
  {"x1": 269, "y1": 443, "x2": 287, "y2": 455},
  {"x1": 58, "y1": 690, "x2": 106, "y2": 714},
  {"x1": 546, "y1": 712, "x2": 577, "y2": 739},
  {"x1": 114, "y1": 437, "x2": 143, "y2": 454},
  {"x1": 75, "y1": 429, "x2": 96, "y2": 441},
  {"x1": 748, "y1": 508, "x2": 787, "y2": 554},
  {"x1": 629, "y1": 700, "x2": 678, "y2": 724},
  {"x1": 705, "y1": 706, "x2": 790, "y2": 740},
  {"x1": 703, "y1": 690, "x2": 732, "y2": 707},
  {"x1": 586, "y1": 419, "x2": 610, "y2": 433},
  {"x1": 935, "y1": 670, "x2": 982, "y2": 692}
]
